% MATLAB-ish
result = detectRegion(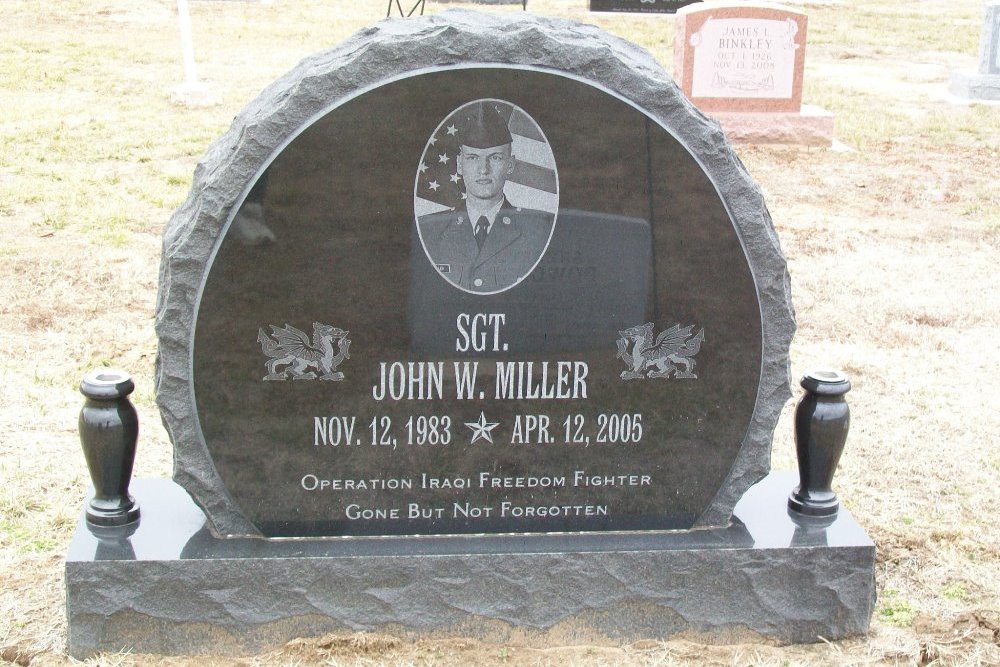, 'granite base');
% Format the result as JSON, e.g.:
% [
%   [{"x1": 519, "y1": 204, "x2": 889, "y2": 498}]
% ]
[
  {"x1": 949, "y1": 69, "x2": 1000, "y2": 101},
  {"x1": 710, "y1": 105, "x2": 835, "y2": 146},
  {"x1": 65, "y1": 472, "x2": 875, "y2": 658}
]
